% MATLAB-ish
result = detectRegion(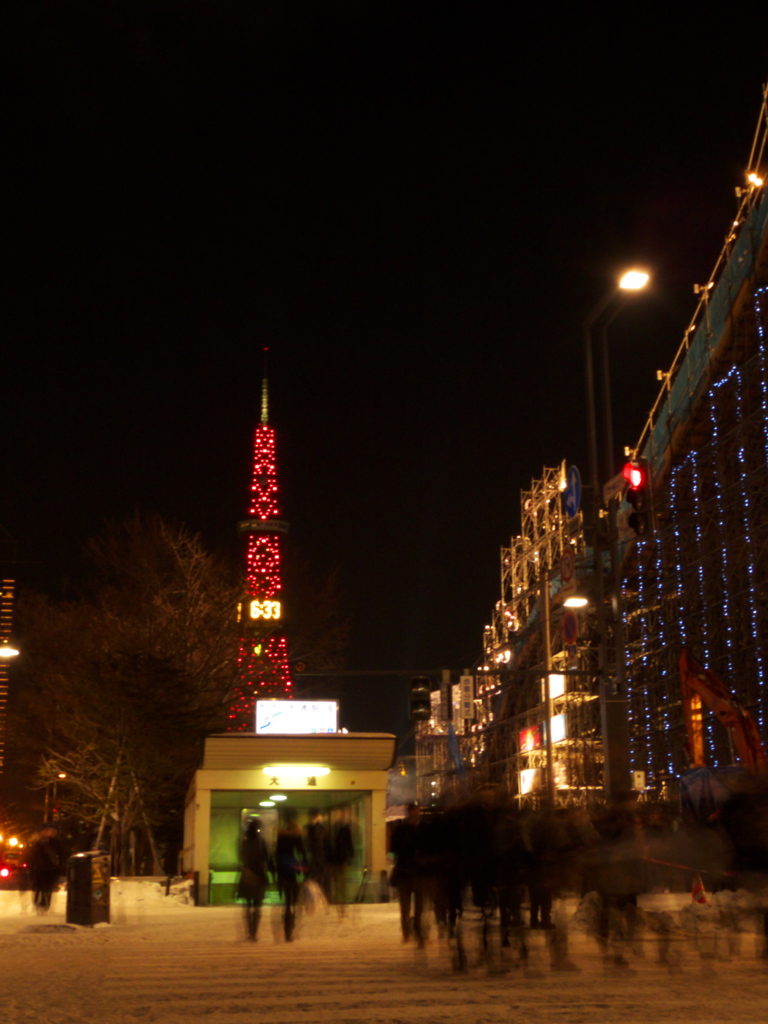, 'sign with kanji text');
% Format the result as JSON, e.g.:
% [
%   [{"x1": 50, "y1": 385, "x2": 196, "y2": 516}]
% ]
[{"x1": 256, "y1": 700, "x2": 338, "y2": 734}]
